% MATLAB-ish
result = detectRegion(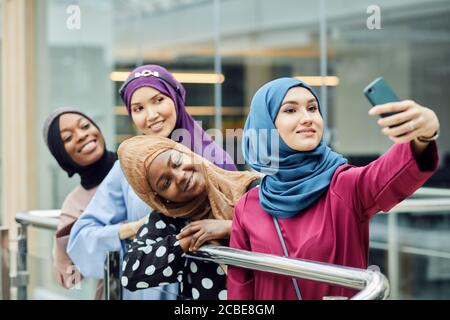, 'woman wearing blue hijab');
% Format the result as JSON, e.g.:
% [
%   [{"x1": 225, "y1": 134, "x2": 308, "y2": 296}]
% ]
[{"x1": 228, "y1": 77, "x2": 440, "y2": 300}]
